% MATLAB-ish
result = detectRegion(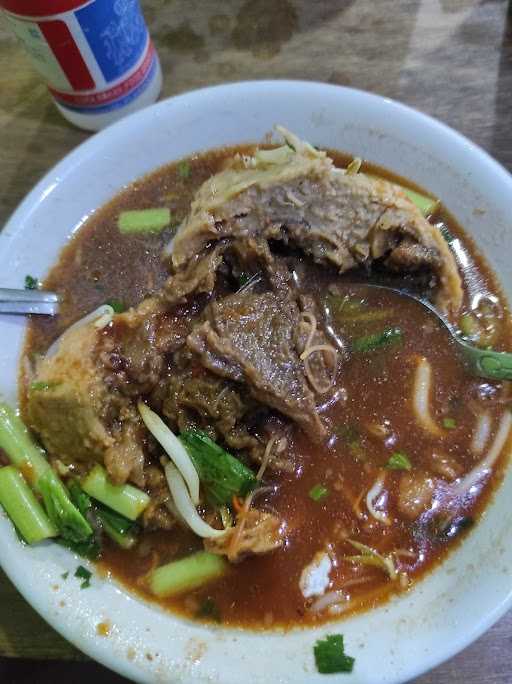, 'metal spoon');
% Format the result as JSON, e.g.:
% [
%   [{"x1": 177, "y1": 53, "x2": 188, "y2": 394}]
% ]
[
  {"x1": 0, "y1": 288, "x2": 59, "y2": 316},
  {"x1": 360, "y1": 284, "x2": 512, "y2": 382}
]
